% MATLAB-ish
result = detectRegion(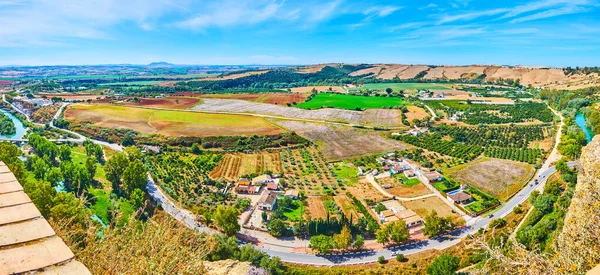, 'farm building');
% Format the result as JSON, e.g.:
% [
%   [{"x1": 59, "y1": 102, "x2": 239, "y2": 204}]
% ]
[
  {"x1": 238, "y1": 178, "x2": 251, "y2": 186},
  {"x1": 252, "y1": 174, "x2": 273, "y2": 185},
  {"x1": 235, "y1": 185, "x2": 260, "y2": 194},
  {"x1": 423, "y1": 171, "x2": 444, "y2": 182},
  {"x1": 258, "y1": 191, "x2": 278, "y2": 211},
  {"x1": 407, "y1": 127, "x2": 429, "y2": 136},
  {"x1": 284, "y1": 189, "x2": 299, "y2": 199},
  {"x1": 142, "y1": 145, "x2": 161, "y2": 154},
  {"x1": 394, "y1": 209, "x2": 423, "y2": 228},
  {"x1": 266, "y1": 182, "x2": 279, "y2": 191},
  {"x1": 447, "y1": 190, "x2": 473, "y2": 205}
]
